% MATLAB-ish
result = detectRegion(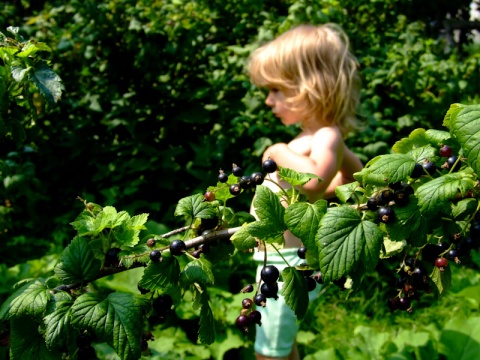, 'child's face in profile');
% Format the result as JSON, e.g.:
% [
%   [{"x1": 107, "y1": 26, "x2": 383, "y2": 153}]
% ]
[{"x1": 265, "y1": 87, "x2": 302, "y2": 126}]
